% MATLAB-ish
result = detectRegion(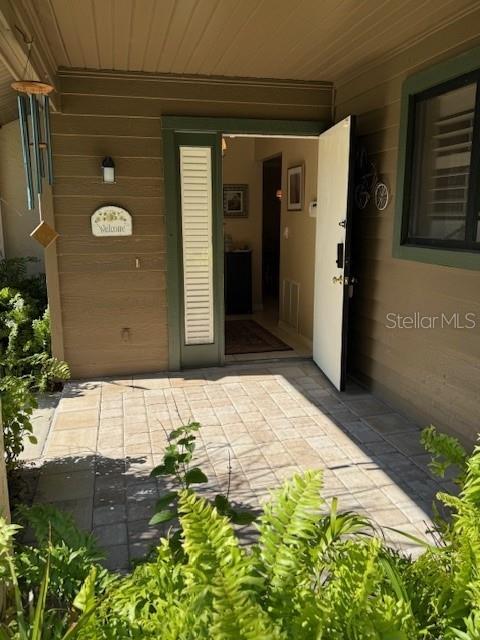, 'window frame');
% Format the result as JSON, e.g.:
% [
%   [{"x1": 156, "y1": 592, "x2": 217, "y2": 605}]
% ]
[{"x1": 393, "y1": 46, "x2": 480, "y2": 270}]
